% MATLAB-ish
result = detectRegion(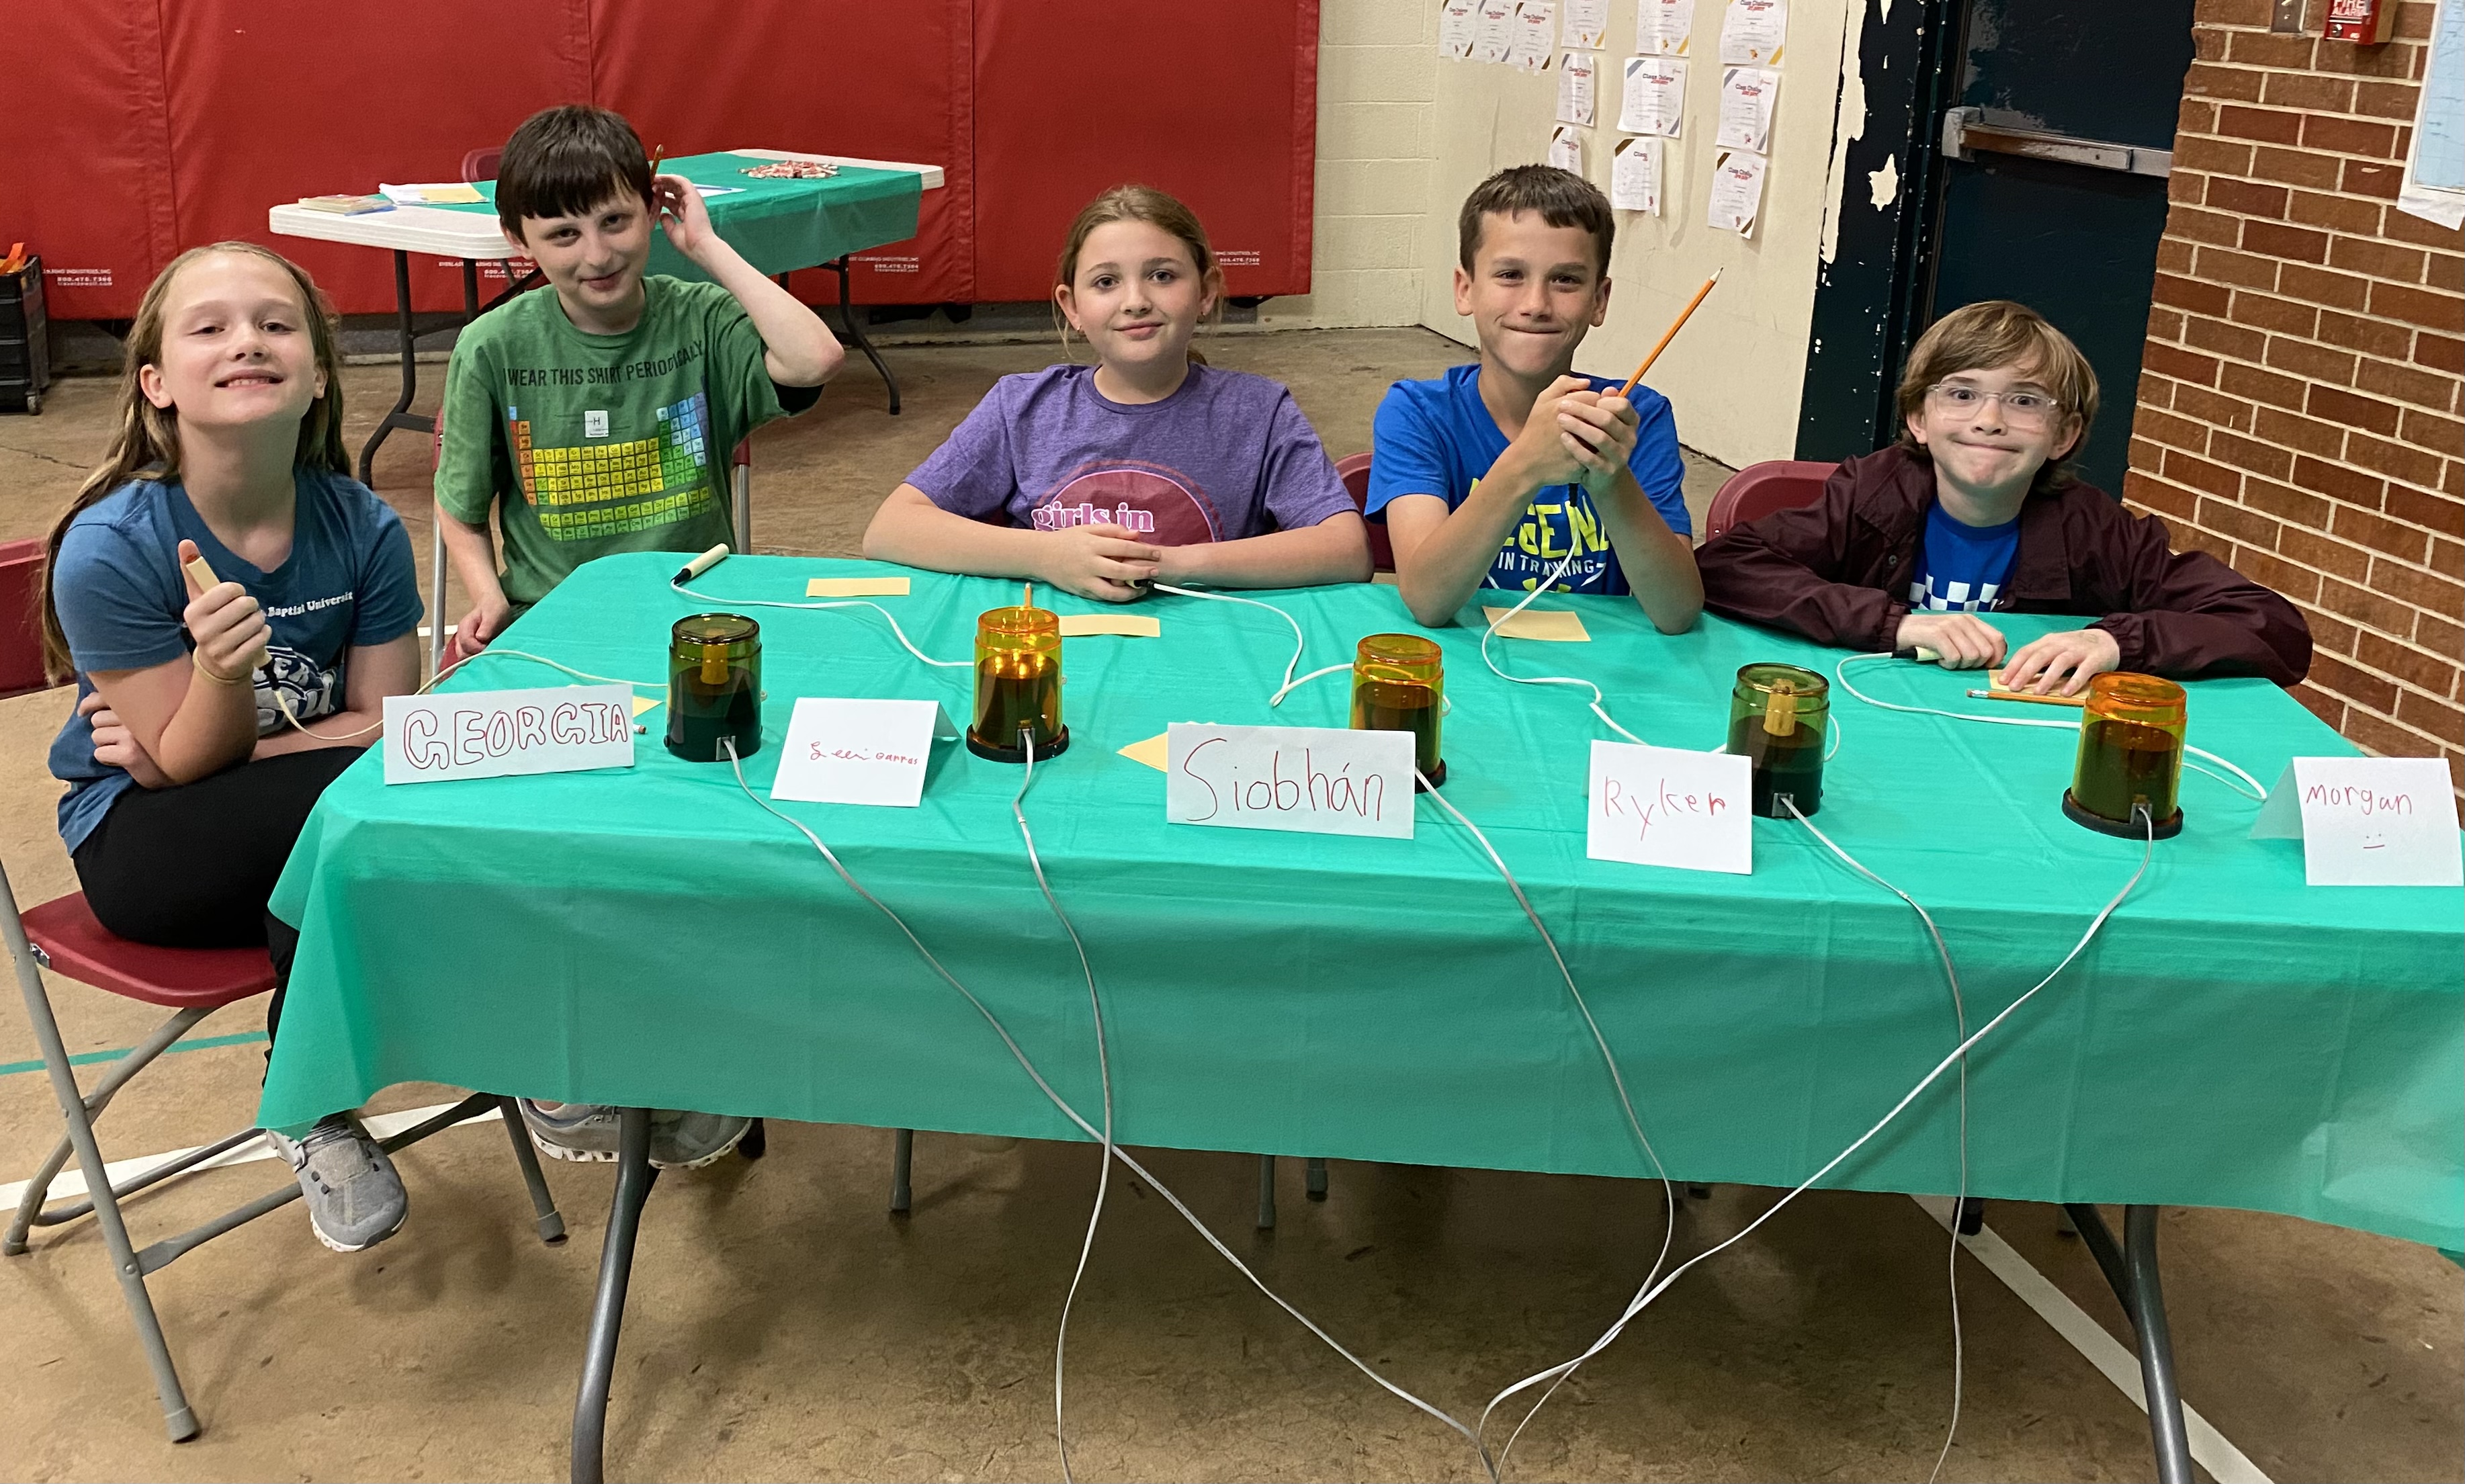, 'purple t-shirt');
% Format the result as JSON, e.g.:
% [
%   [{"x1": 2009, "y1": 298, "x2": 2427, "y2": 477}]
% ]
[{"x1": 905, "y1": 363, "x2": 1355, "y2": 544}]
